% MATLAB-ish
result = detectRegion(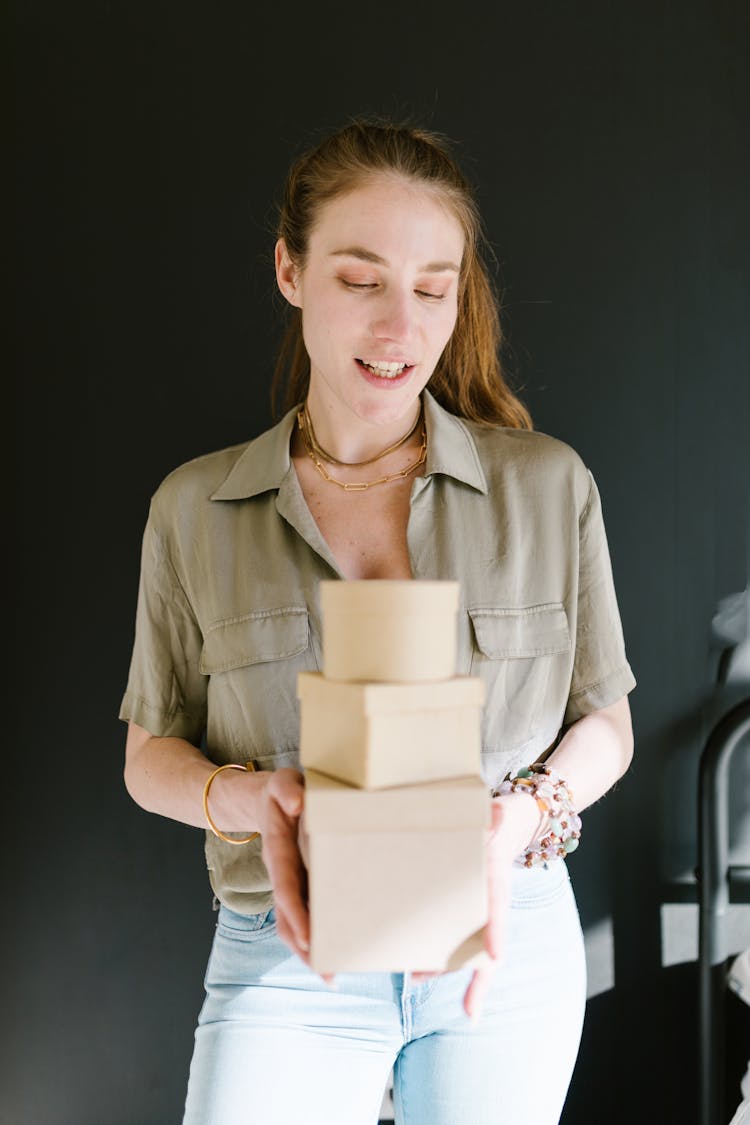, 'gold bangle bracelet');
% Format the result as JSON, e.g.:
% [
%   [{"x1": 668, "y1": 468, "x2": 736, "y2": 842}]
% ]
[{"x1": 202, "y1": 762, "x2": 260, "y2": 845}]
